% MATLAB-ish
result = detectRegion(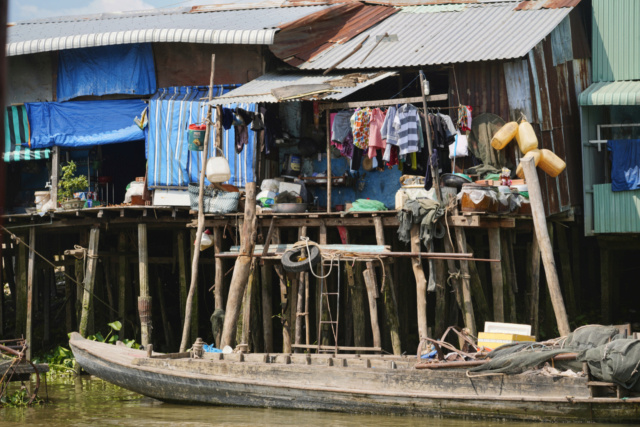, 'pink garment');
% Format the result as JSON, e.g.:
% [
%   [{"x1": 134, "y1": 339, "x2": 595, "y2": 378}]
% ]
[{"x1": 367, "y1": 108, "x2": 386, "y2": 159}]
